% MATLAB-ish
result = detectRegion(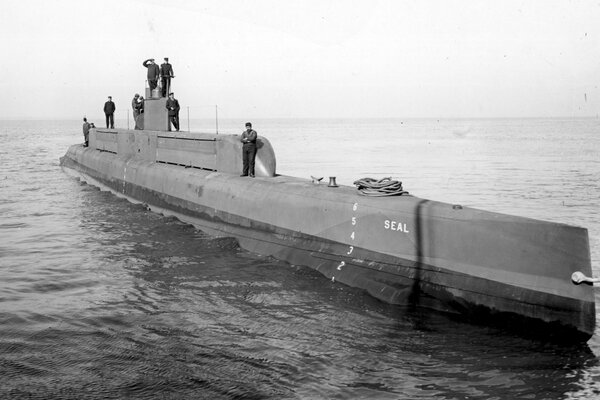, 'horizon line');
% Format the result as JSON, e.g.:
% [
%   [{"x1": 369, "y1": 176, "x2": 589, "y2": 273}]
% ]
[{"x1": 1, "y1": 115, "x2": 599, "y2": 122}]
